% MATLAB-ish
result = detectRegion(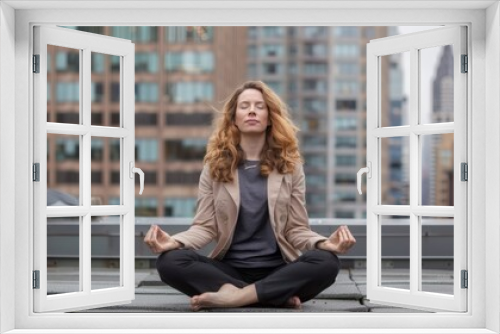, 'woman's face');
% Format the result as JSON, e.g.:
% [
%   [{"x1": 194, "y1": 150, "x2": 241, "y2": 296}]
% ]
[{"x1": 234, "y1": 88, "x2": 270, "y2": 135}]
